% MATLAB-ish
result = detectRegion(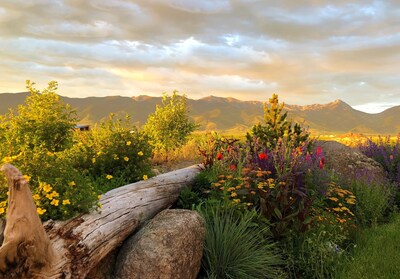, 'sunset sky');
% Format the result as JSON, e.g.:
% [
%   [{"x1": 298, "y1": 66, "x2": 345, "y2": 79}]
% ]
[{"x1": 0, "y1": 0, "x2": 399, "y2": 113}]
